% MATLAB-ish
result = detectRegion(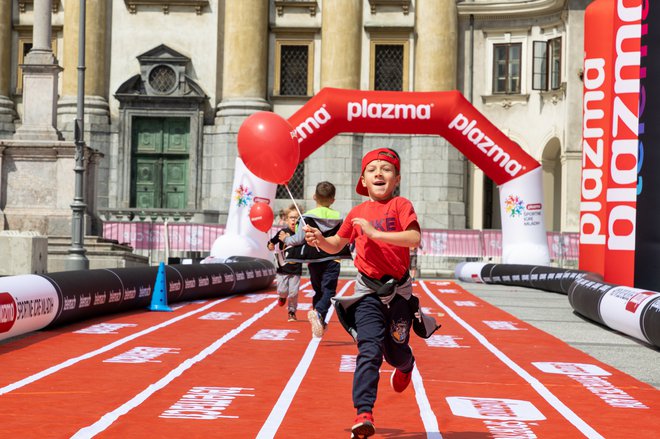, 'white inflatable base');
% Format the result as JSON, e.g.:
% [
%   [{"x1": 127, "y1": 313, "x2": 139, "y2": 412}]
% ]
[
  {"x1": 502, "y1": 242, "x2": 550, "y2": 266},
  {"x1": 207, "y1": 233, "x2": 272, "y2": 263}
]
